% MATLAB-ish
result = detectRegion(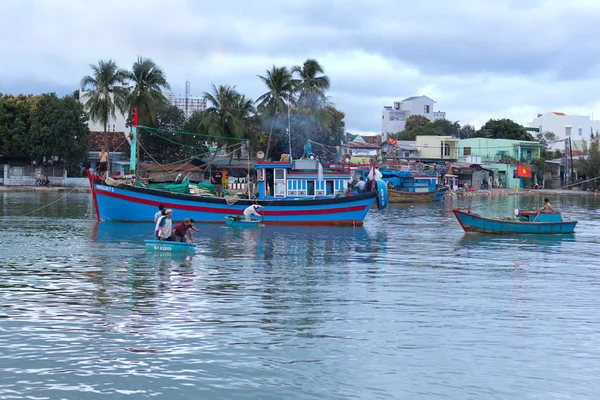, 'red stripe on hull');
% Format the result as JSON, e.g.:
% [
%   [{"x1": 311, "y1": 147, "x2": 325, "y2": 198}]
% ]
[{"x1": 96, "y1": 188, "x2": 367, "y2": 216}]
